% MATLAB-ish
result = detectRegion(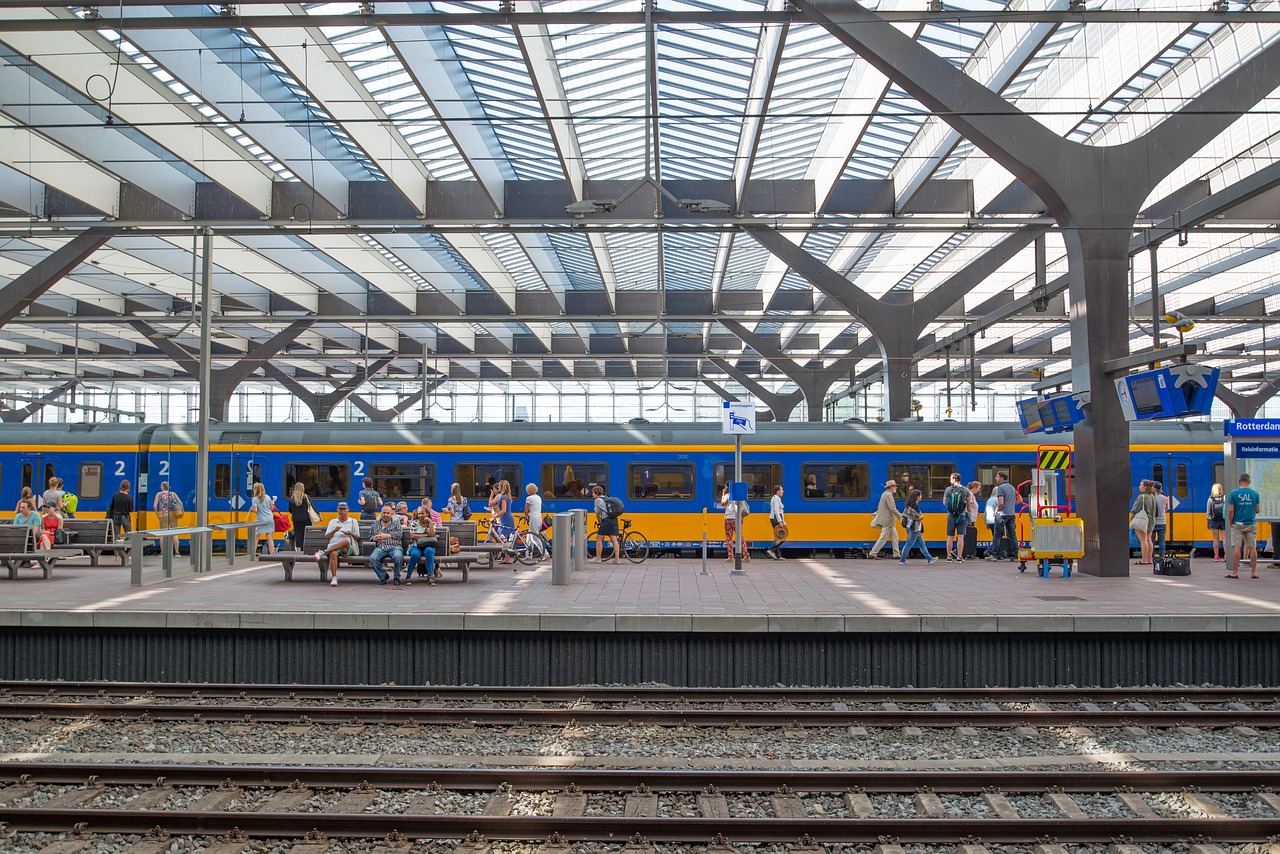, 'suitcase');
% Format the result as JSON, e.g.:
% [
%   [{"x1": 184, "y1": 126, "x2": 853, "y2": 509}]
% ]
[
  {"x1": 1153, "y1": 556, "x2": 1191, "y2": 576},
  {"x1": 963, "y1": 526, "x2": 978, "y2": 559}
]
